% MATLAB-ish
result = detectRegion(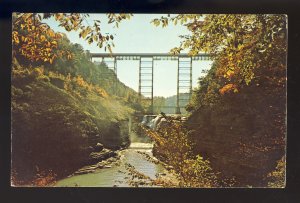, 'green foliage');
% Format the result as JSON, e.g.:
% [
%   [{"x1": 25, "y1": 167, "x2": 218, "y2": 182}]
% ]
[
  {"x1": 153, "y1": 14, "x2": 287, "y2": 90},
  {"x1": 13, "y1": 20, "x2": 144, "y2": 112},
  {"x1": 141, "y1": 117, "x2": 219, "y2": 187},
  {"x1": 11, "y1": 22, "x2": 142, "y2": 185},
  {"x1": 11, "y1": 60, "x2": 136, "y2": 185},
  {"x1": 12, "y1": 13, "x2": 132, "y2": 63},
  {"x1": 152, "y1": 14, "x2": 286, "y2": 186},
  {"x1": 11, "y1": 79, "x2": 94, "y2": 183},
  {"x1": 186, "y1": 62, "x2": 222, "y2": 112},
  {"x1": 179, "y1": 155, "x2": 219, "y2": 187},
  {"x1": 12, "y1": 17, "x2": 145, "y2": 185},
  {"x1": 185, "y1": 61, "x2": 286, "y2": 186},
  {"x1": 152, "y1": 96, "x2": 166, "y2": 114}
]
